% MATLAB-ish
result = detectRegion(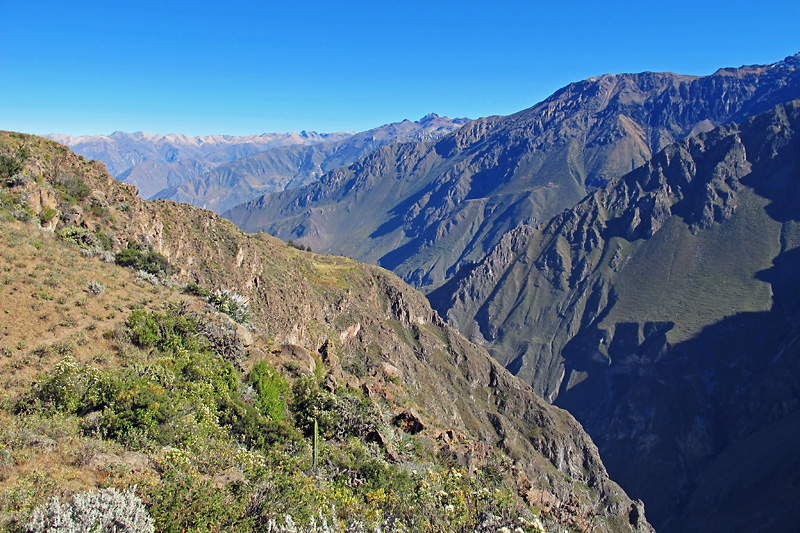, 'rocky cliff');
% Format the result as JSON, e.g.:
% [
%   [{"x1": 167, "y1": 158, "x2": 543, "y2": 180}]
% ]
[{"x1": 430, "y1": 100, "x2": 800, "y2": 530}]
